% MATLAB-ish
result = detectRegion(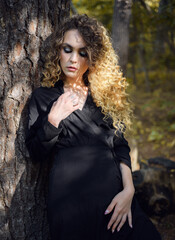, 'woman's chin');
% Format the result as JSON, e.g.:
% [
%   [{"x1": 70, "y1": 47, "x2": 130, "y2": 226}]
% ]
[{"x1": 63, "y1": 72, "x2": 82, "y2": 82}]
